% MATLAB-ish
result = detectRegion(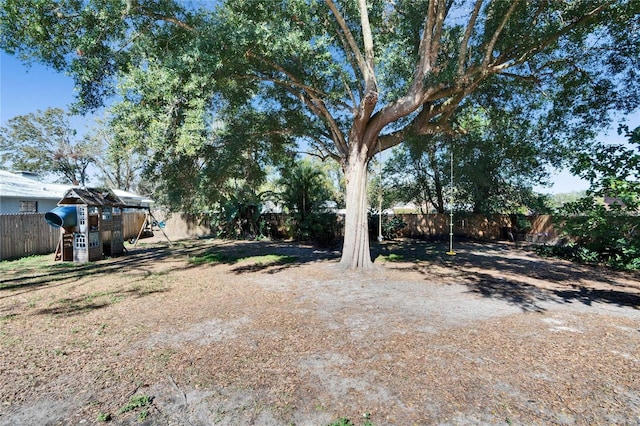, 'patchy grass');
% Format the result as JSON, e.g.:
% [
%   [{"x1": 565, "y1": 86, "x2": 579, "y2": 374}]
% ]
[
  {"x1": 328, "y1": 414, "x2": 375, "y2": 426},
  {"x1": 0, "y1": 254, "x2": 102, "y2": 291},
  {"x1": 118, "y1": 394, "x2": 152, "y2": 414},
  {"x1": 375, "y1": 253, "x2": 404, "y2": 262},
  {"x1": 188, "y1": 252, "x2": 236, "y2": 265},
  {"x1": 189, "y1": 252, "x2": 297, "y2": 266},
  {"x1": 0, "y1": 313, "x2": 18, "y2": 322},
  {"x1": 0, "y1": 254, "x2": 82, "y2": 273},
  {"x1": 239, "y1": 254, "x2": 297, "y2": 265},
  {"x1": 117, "y1": 394, "x2": 153, "y2": 421},
  {"x1": 0, "y1": 254, "x2": 54, "y2": 273},
  {"x1": 85, "y1": 290, "x2": 126, "y2": 305}
]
